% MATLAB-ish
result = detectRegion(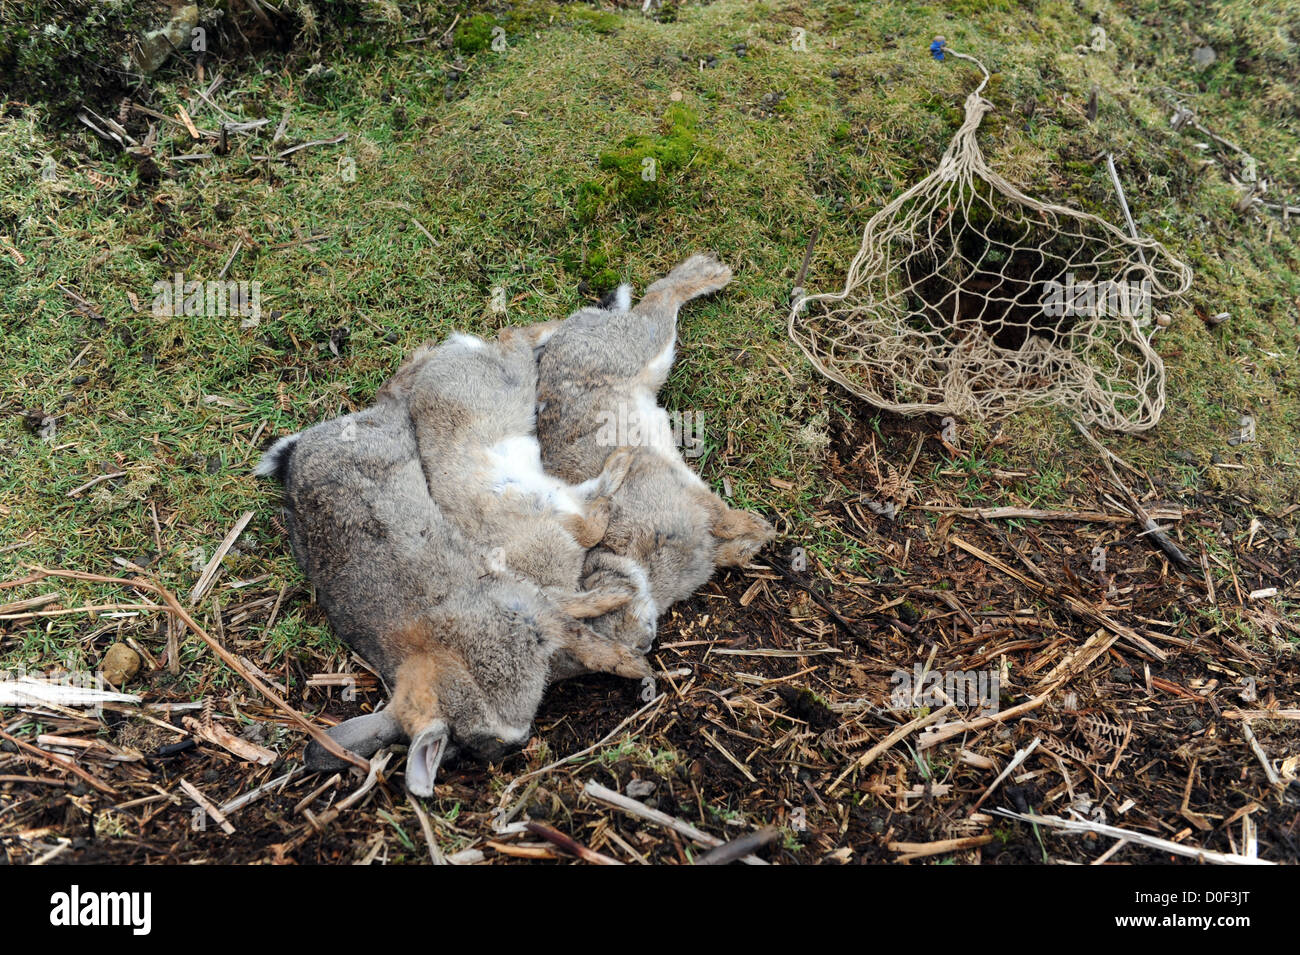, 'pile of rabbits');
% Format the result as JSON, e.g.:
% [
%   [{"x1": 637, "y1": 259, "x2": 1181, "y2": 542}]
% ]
[{"x1": 256, "y1": 254, "x2": 773, "y2": 795}]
